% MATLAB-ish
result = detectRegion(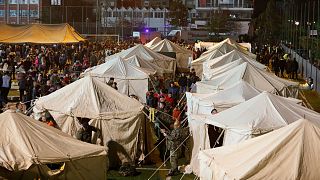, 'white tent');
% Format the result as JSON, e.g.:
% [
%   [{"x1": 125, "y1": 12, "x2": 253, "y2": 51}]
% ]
[
  {"x1": 188, "y1": 92, "x2": 308, "y2": 175},
  {"x1": 105, "y1": 44, "x2": 176, "y2": 74},
  {"x1": 196, "y1": 62, "x2": 299, "y2": 97},
  {"x1": 201, "y1": 38, "x2": 255, "y2": 58},
  {"x1": 192, "y1": 39, "x2": 256, "y2": 76},
  {"x1": 202, "y1": 50, "x2": 266, "y2": 79},
  {"x1": 192, "y1": 91, "x2": 318, "y2": 146},
  {"x1": 191, "y1": 42, "x2": 237, "y2": 76},
  {"x1": 186, "y1": 80, "x2": 261, "y2": 114},
  {"x1": 198, "y1": 118, "x2": 320, "y2": 180},
  {"x1": 34, "y1": 76, "x2": 148, "y2": 167},
  {"x1": 0, "y1": 110, "x2": 107, "y2": 179},
  {"x1": 35, "y1": 76, "x2": 143, "y2": 119},
  {"x1": 195, "y1": 39, "x2": 252, "y2": 52},
  {"x1": 148, "y1": 39, "x2": 193, "y2": 69},
  {"x1": 84, "y1": 56, "x2": 156, "y2": 102},
  {"x1": 186, "y1": 81, "x2": 260, "y2": 176},
  {"x1": 144, "y1": 37, "x2": 162, "y2": 48}
]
